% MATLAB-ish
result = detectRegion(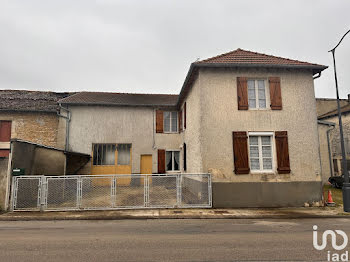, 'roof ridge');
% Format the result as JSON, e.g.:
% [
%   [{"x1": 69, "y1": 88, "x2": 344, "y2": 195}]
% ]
[{"x1": 197, "y1": 48, "x2": 242, "y2": 63}]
